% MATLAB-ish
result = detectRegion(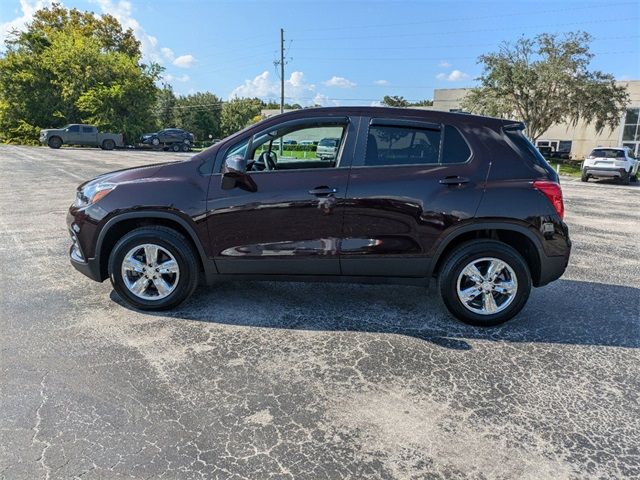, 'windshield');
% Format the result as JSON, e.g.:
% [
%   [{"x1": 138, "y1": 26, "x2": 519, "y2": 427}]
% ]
[
  {"x1": 319, "y1": 138, "x2": 337, "y2": 147},
  {"x1": 590, "y1": 149, "x2": 624, "y2": 158}
]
